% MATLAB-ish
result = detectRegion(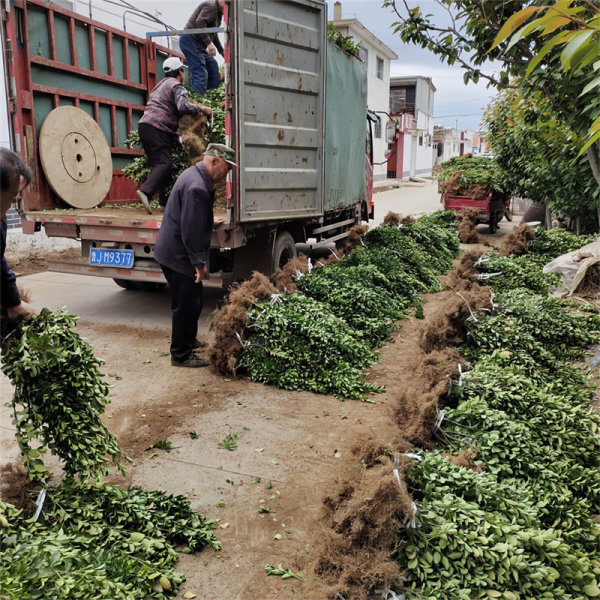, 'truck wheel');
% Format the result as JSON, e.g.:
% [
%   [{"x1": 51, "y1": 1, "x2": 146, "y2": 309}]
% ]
[
  {"x1": 134, "y1": 281, "x2": 167, "y2": 291},
  {"x1": 113, "y1": 278, "x2": 137, "y2": 290},
  {"x1": 272, "y1": 231, "x2": 297, "y2": 272}
]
